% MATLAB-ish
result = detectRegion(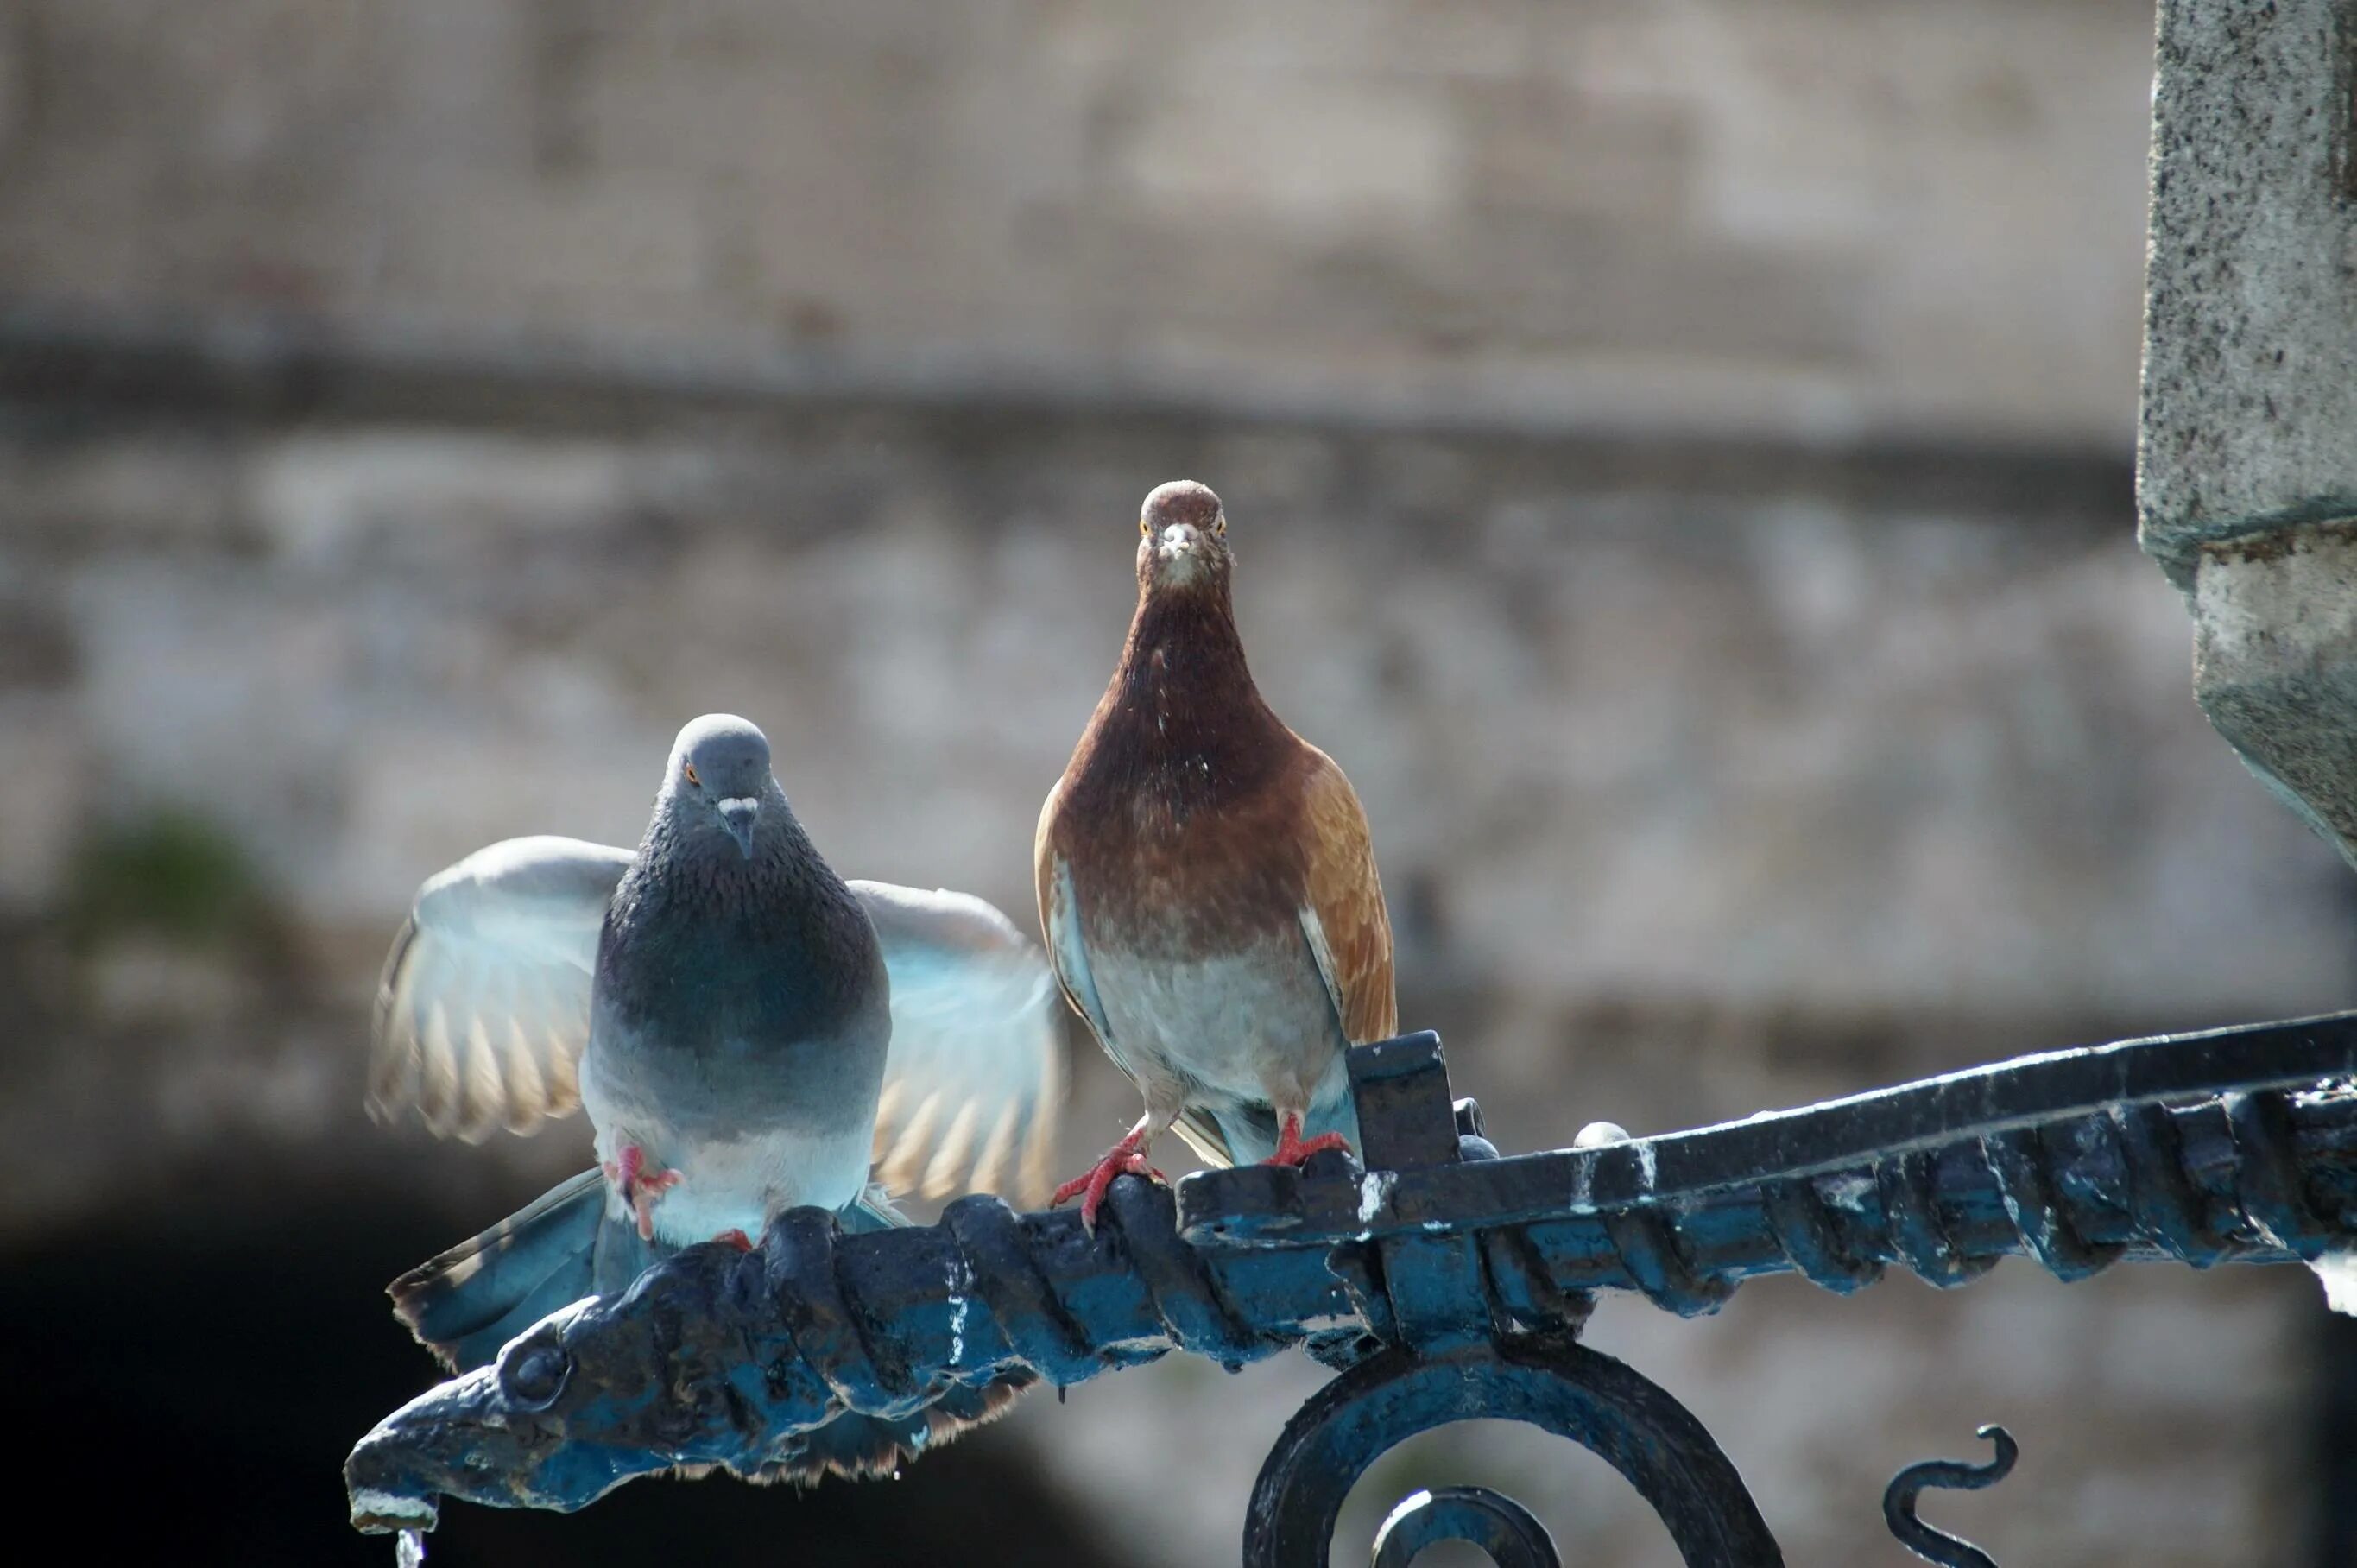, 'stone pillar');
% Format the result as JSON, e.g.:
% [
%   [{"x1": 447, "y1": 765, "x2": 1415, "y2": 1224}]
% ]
[{"x1": 2139, "y1": 0, "x2": 2357, "y2": 863}]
